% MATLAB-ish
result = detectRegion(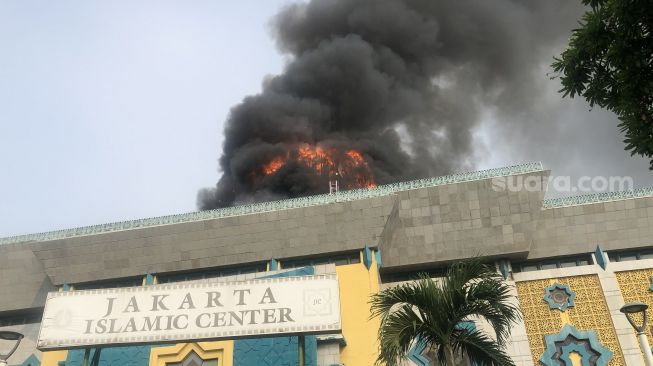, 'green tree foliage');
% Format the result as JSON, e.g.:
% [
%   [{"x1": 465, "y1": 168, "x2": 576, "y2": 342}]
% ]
[
  {"x1": 370, "y1": 258, "x2": 521, "y2": 366},
  {"x1": 552, "y1": 0, "x2": 653, "y2": 168}
]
